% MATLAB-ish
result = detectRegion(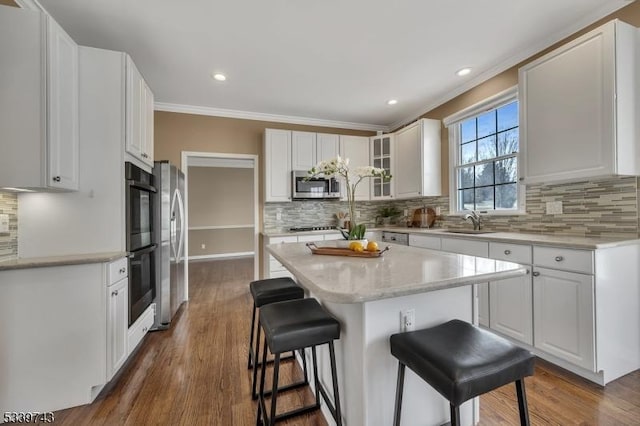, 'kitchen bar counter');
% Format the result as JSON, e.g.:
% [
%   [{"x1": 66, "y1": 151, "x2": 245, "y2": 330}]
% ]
[
  {"x1": 266, "y1": 241, "x2": 527, "y2": 426},
  {"x1": 263, "y1": 227, "x2": 639, "y2": 249},
  {"x1": 267, "y1": 241, "x2": 526, "y2": 303},
  {"x1": 0, "y1": 251, "x2": 126, "y2": 271}
]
